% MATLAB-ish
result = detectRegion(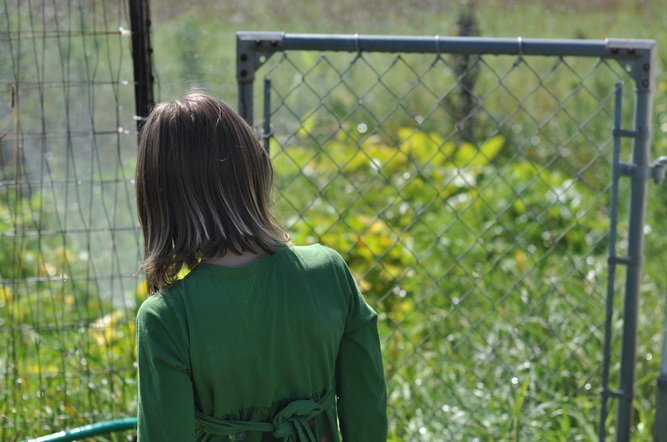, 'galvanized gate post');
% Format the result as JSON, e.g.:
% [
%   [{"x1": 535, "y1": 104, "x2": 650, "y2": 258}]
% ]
[
  {"x1": 613, "y1": 40, "x2": 655, "y2": 442},
  {"x1": 600, "y1": 82, "x2": 625, "y2": 442}
]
